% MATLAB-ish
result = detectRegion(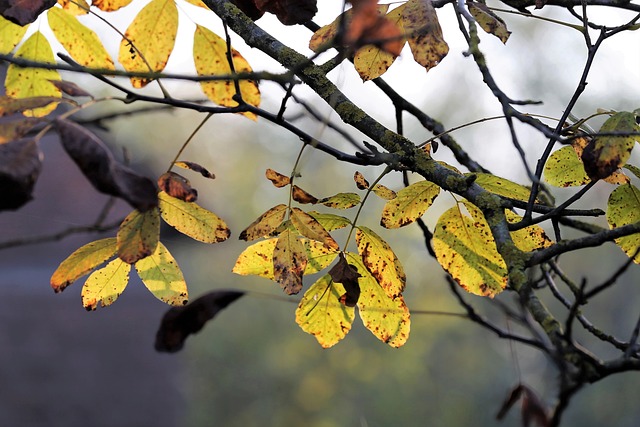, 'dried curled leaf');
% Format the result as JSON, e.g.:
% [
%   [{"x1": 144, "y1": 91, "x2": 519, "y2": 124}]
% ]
[
  {"x1": 292, "y1": 185, "x2": 319, "y2": 204},
  {"x1": 155, "y1": 290, "x2": 245, "y2": 353},
  {"x1": 265, "y1": 168, "x2": 290, "y2": 187},
  {"x1": 255, "y1": 0, "x2": 317, "y2": 25},
  {"x1": 328, "y1": 253, "x2": 361, "y2": 307},
  {"x1": 175, "y1": 161, "x2": 215, "y2": 179},
  {"x1": 0, "y1": 0, "x2": 56, "y2": 25},
  {"x1": 0, "y1": 138, "x2": 42, "y2": 211},
  {"x1": 55, "y1": 118, "x2": 158, "y2": 212},
  {"x1": 158, "y1": 171, "x2": 198, "y2": 202}
]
